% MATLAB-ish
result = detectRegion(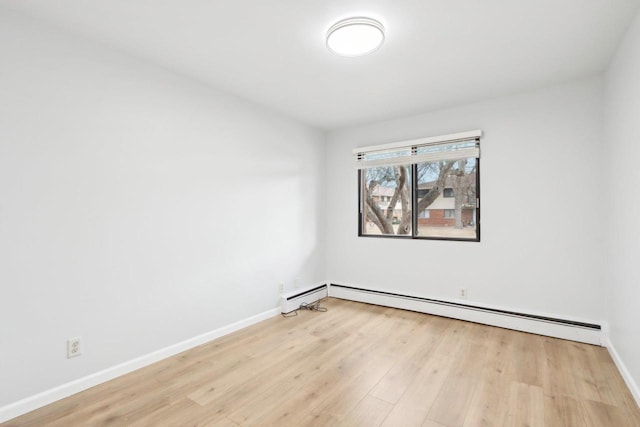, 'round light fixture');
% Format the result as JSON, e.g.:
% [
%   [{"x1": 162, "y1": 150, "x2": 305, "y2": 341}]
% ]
[{"x1": 326, "y1": 17, "x2": 385, "y2": 57}]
